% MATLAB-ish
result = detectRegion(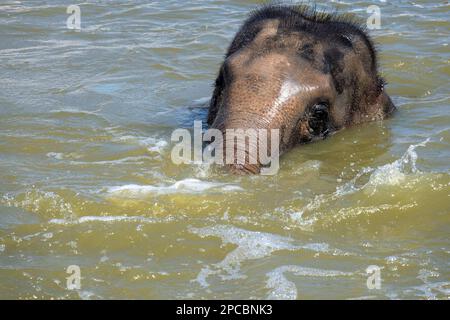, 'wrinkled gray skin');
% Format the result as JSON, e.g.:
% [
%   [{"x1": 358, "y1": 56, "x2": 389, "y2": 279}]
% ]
[{"x1": 207, "y1": 5, "x2": 396, "y2": 174}]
